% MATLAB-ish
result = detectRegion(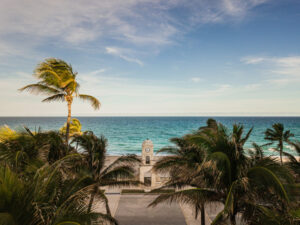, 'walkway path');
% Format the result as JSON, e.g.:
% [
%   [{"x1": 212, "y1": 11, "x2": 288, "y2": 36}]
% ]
[
  {"x1": 115, "y1": 194, "x2": 187, "y2": 225},
  {"x1": 101, "y1": 193, "x2": 238, "y2": 225}
]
